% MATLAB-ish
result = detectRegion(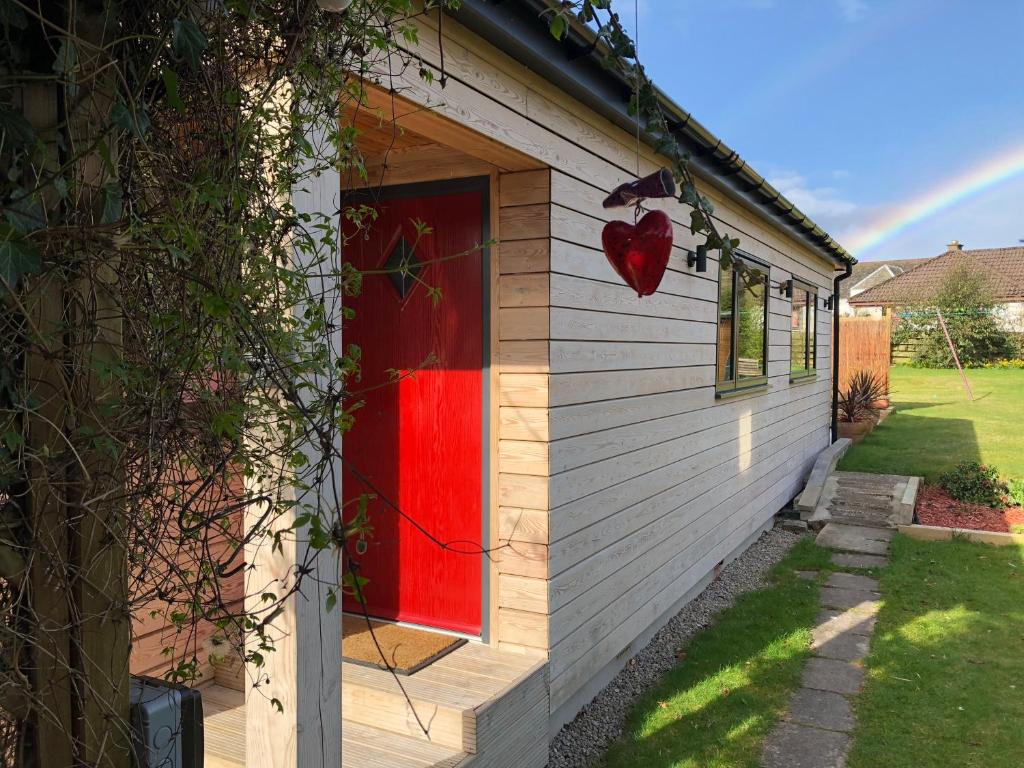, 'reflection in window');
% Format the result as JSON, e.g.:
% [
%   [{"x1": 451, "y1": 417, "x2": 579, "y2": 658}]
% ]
[
  {"x1": 717, "y1": 255, "x2": 769, "y2": 393},
  {"x1": 791, "y1": 284, "x2": 817, "y2": 377}
]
